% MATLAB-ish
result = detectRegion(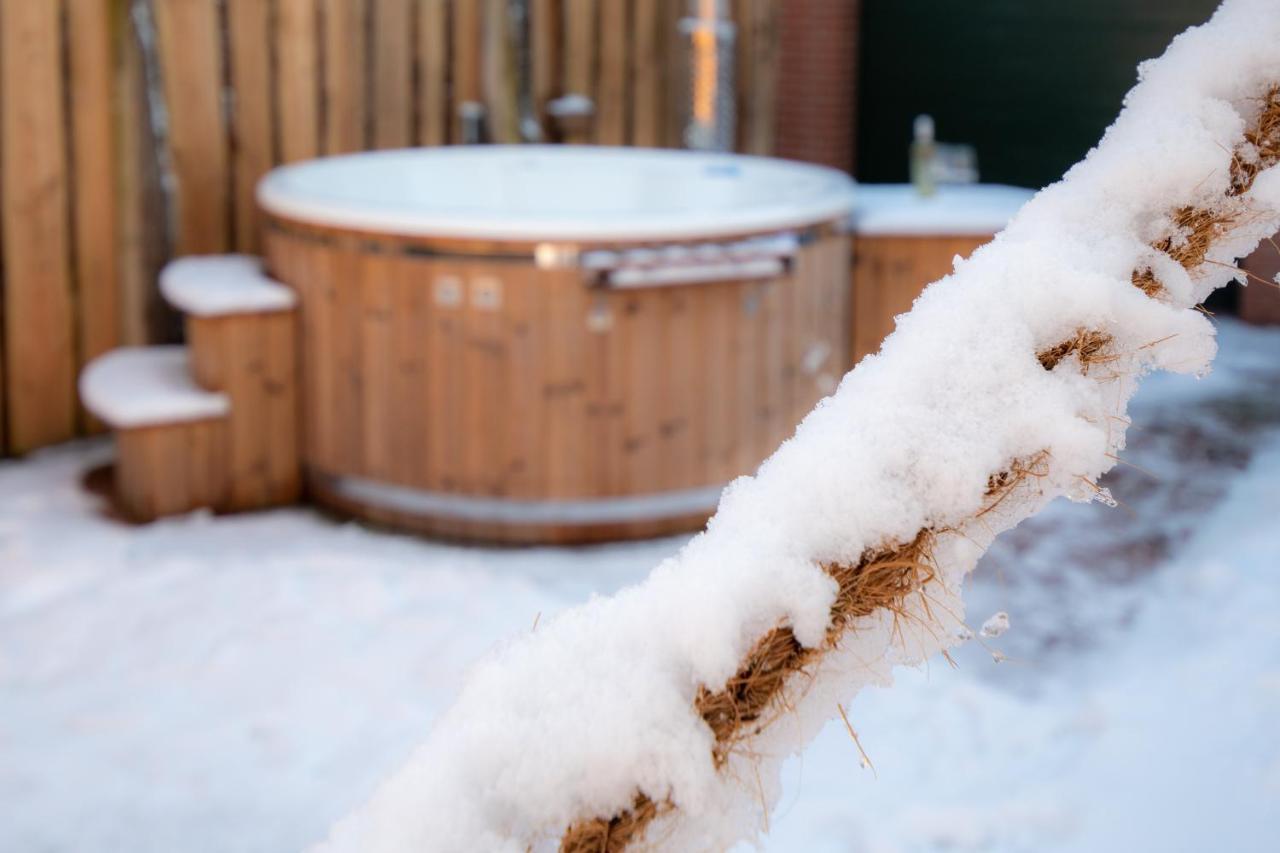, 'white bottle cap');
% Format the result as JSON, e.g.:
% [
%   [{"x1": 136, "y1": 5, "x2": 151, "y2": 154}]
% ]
[{"x1": 913, "y1": 114, "x2": 935, "y2": 142}]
